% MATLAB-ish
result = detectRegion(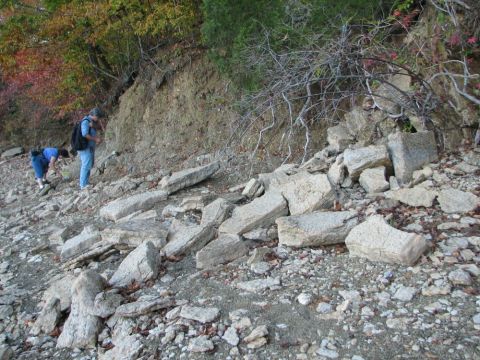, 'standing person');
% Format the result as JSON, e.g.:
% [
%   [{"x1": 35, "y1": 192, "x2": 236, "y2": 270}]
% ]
[
  {"x1": 31, "y1": 147, "x2": 70, "y2": 189},
  {"x1": 78, "y1": 107, "x2": 103, "y2": 189}
]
